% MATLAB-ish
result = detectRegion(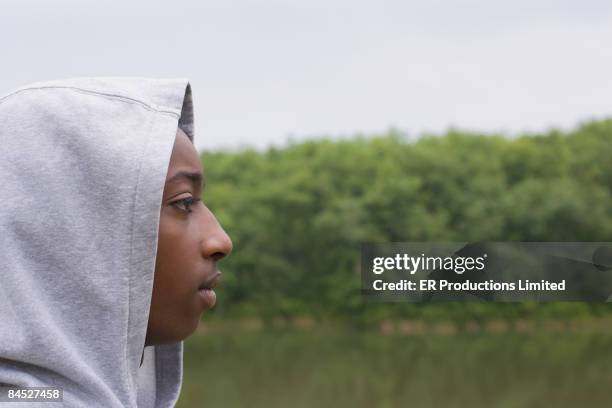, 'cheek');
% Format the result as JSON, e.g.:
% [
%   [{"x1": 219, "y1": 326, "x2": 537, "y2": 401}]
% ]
[
  {"x1": 154, "y1": 252, "x2": 194, "y2": 305},
  {"x1": 156, "y1": 213, "x2": 187, "y2": 274},
  {"x1": 148, "y1": 212, "x2": 204, "y2": 342},
  {"x1": 154, "y1": 213, "x2": 200, "y2": 307},
  {"x1": 148, "y1": 284, "x2": 201, "y2": 342},
  {"x1": 150, "y1": 251, "x2": 202, "y2": 340}
]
